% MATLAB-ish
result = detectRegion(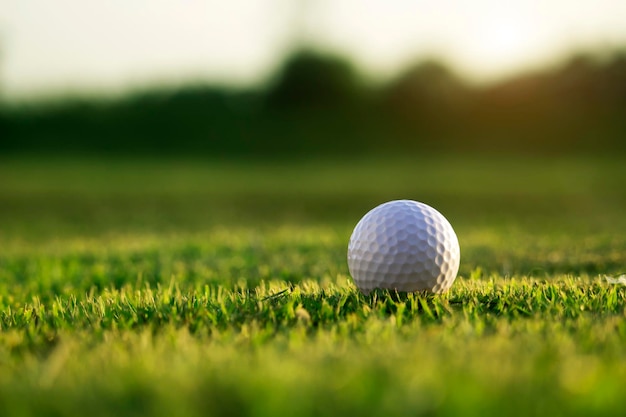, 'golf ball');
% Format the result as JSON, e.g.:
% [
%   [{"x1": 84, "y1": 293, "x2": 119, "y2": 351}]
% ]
[{"x1": 347, "y1": 200, "x2": 460, "y2": 294}]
